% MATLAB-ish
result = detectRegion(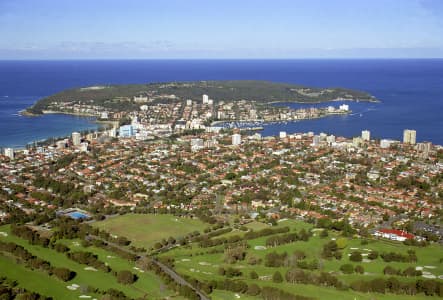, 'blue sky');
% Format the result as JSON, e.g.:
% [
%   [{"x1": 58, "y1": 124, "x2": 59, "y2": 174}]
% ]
[{"x1": 0, "y1": 0, "x2": 442, "y2": 59}]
